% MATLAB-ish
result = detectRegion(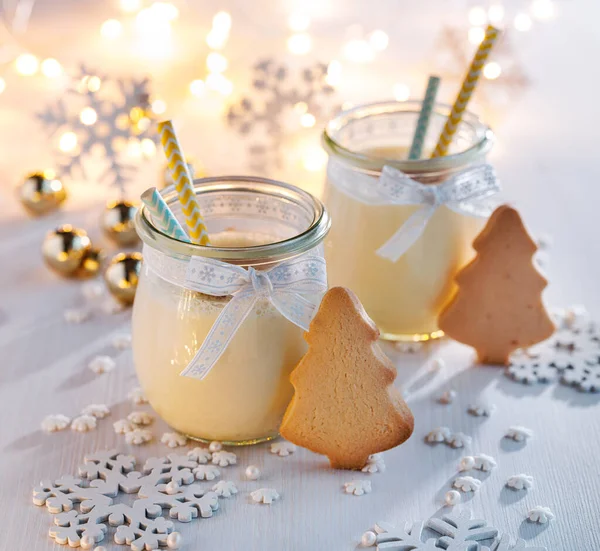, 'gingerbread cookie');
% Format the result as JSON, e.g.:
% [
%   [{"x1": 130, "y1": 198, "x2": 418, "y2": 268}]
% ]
[
  {"x1": 280, "y1": 287, "x2": 414, "y2": 470},
  {"x1": 438, "y1": 205, "x2": 555, "y2": 365}
]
